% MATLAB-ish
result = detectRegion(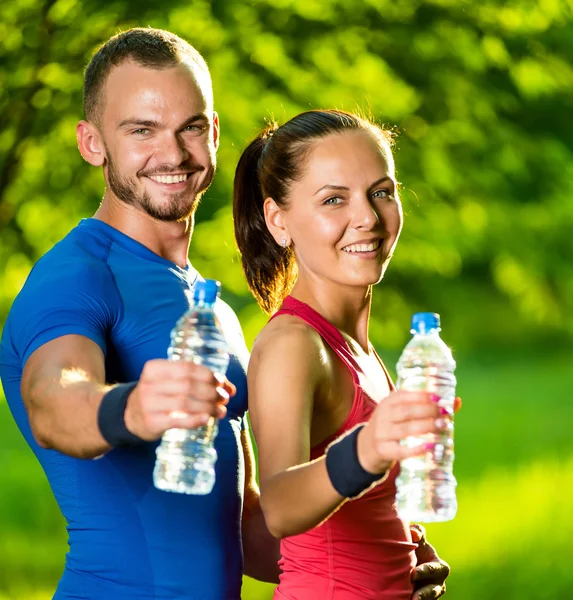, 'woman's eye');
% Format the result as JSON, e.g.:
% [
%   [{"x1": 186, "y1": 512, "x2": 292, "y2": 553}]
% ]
[
  {"x1": 324, "y1": 196, "x2": 342, "y2": 205},
  {"x1": 372, "y1": 189, "x2": 393, "y2": 200}
]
